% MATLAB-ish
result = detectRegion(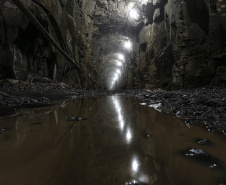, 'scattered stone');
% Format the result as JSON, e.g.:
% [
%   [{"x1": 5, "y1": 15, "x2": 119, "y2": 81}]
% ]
[
  {"x1": 139, "y1": 102, "x2": 147, "y2": 105},
  {"x1": 182, "y1": 148, "x2": 222, "y2": 169},
  {"x1": 0, "y1": 127, "x2": 11, "y2": 134},
  {"x1": 0, "y1": 78, "x2": 225, "y2": 136},
  {"x1": 148, "y1": 103, "x2": 162, "y2": 110},
  {"x1": 6, "y1": 78, "x2": 19, "y2": 84},
  {"x1": 124, "y1": 84, "x2": 226, "y2": 135},
  {"x1": 152, "y1": 88, "x2": 165, "y2": 92},
  {"x1": 195, "y1": 138, "x2": 213, "y2": 146}
]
